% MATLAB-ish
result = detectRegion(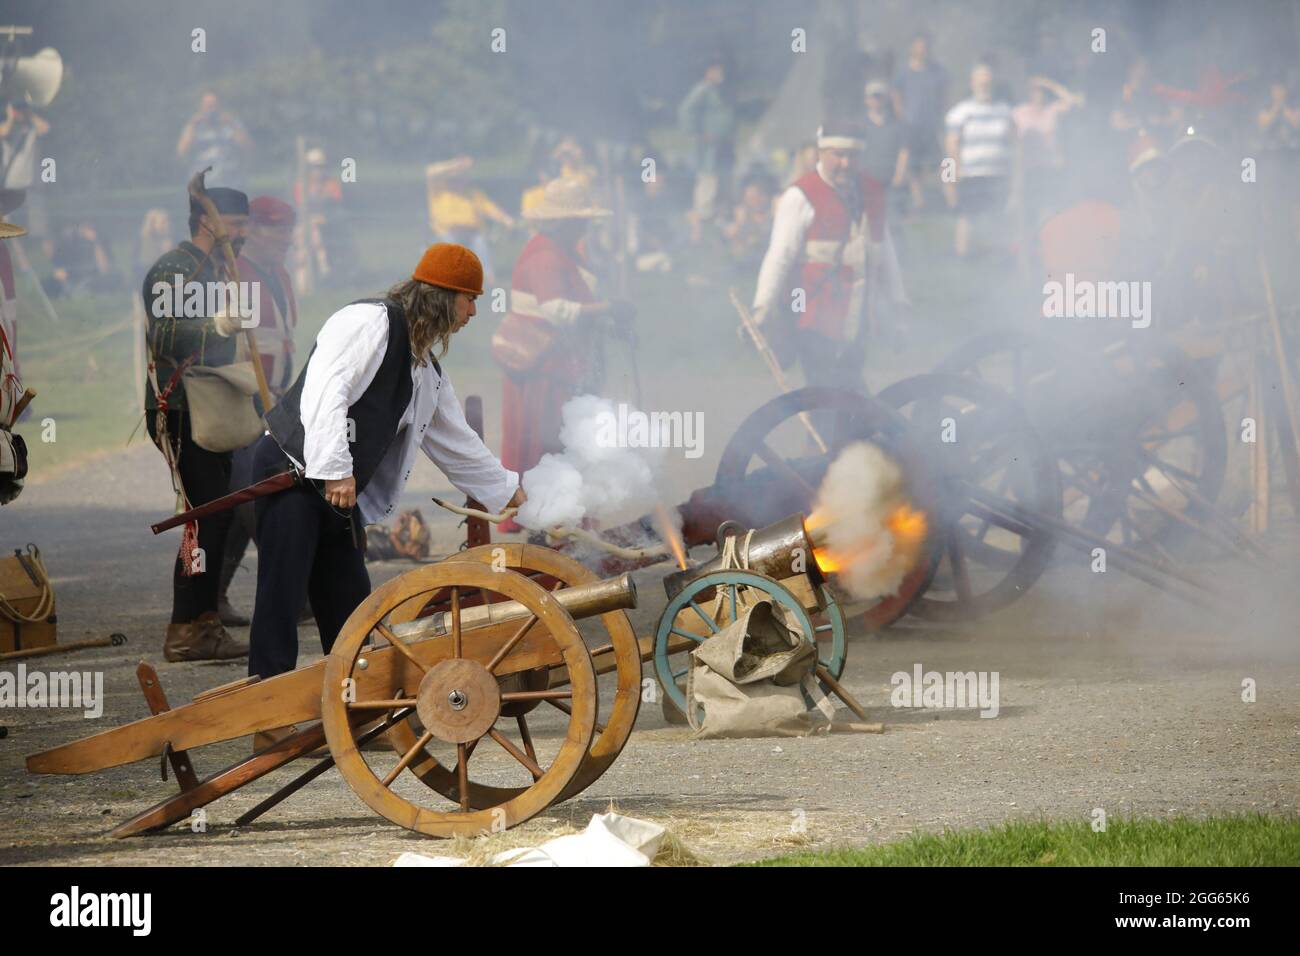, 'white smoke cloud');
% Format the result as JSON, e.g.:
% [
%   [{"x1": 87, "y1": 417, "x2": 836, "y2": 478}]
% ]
[
  {"x1": 517, "y1": 394, "x2": 665, "y2": 530},
  {"x1": 813, "y1": 442, "x2": 926, "y2": 602}
]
